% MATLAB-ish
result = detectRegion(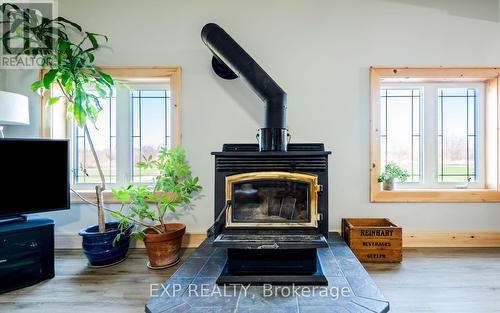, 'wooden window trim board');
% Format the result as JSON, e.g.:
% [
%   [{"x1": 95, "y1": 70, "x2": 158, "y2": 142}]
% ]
[
  {"x1": 370, "y1": 67, "x2": 500, "y2": 202},
  {"x1": 55, "y1": 232, "x2": 206, "y2": 249},
  {"x1": 39, "y1": 66, "x2": 182, "y2": 204},
  {"x1": 53, "y1": 231, "x2": 500, "y2": 249}
]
